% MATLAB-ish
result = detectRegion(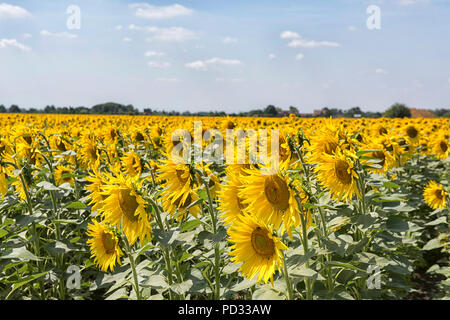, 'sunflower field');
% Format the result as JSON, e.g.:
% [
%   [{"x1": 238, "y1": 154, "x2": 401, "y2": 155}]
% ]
[{"x1": 0, "y1": 113, "x2": 449, "y2": 300}]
